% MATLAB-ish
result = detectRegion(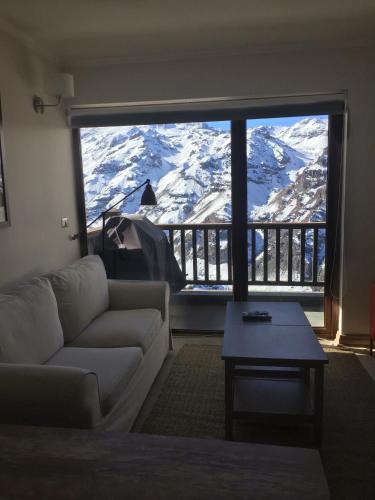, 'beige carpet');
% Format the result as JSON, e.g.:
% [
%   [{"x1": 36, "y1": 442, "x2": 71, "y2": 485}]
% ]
[{"x1": 139, "y1": 344, "x2": 375, "y2": 500}]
